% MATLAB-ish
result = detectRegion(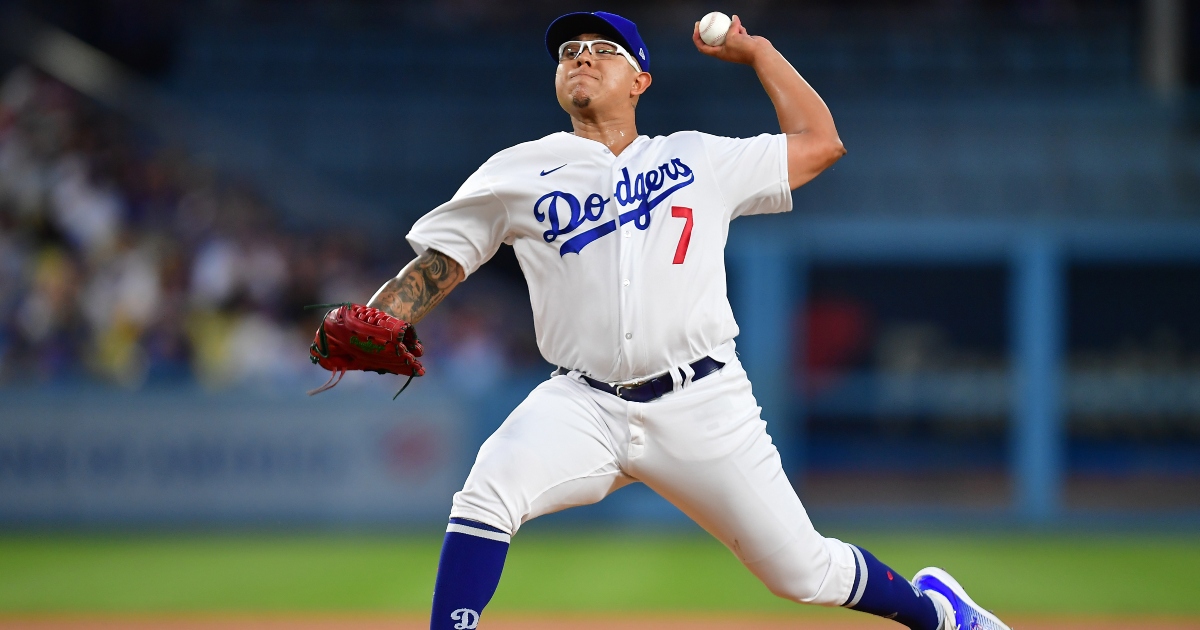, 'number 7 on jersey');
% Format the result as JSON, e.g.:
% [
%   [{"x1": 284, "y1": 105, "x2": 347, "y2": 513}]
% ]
[{"x1": 671, "y1": 206, "x2": 693, "y2": 264}]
